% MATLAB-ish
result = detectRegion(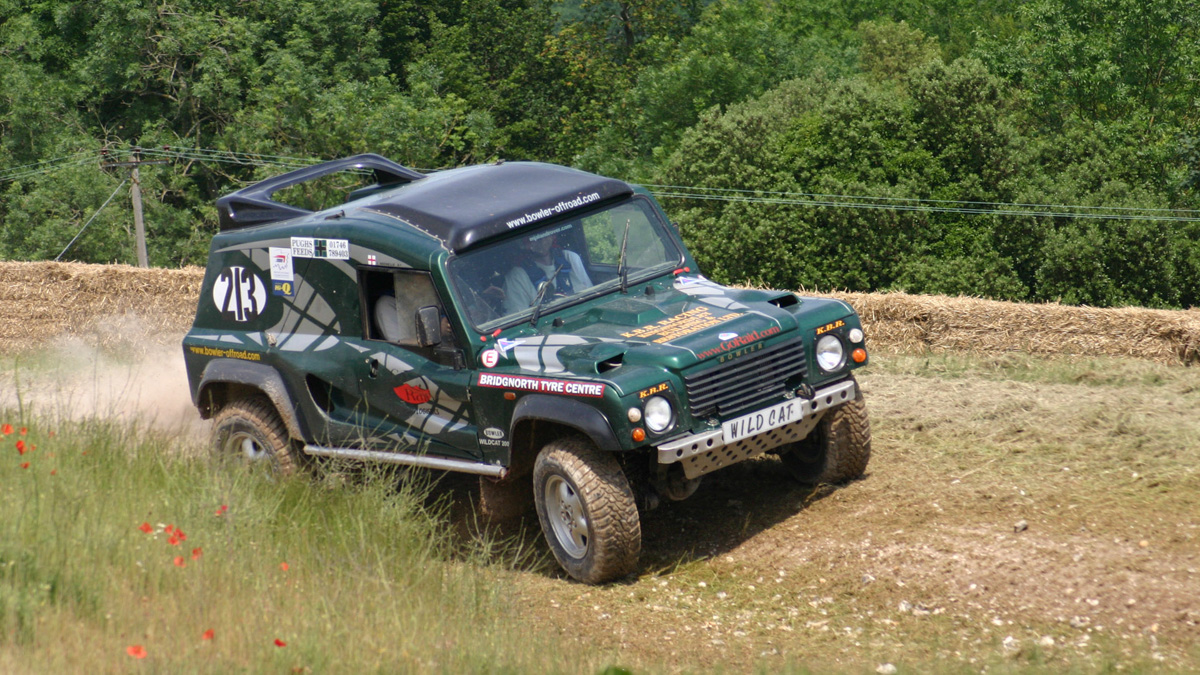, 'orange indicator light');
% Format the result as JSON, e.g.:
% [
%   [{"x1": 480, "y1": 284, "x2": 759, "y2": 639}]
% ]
[
  {"x1": 852, "y1": 348, "x2": 867, "y2": 363},
  {"x1": 631, "y1": 428, "x2": 646, "y2": 442}
]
